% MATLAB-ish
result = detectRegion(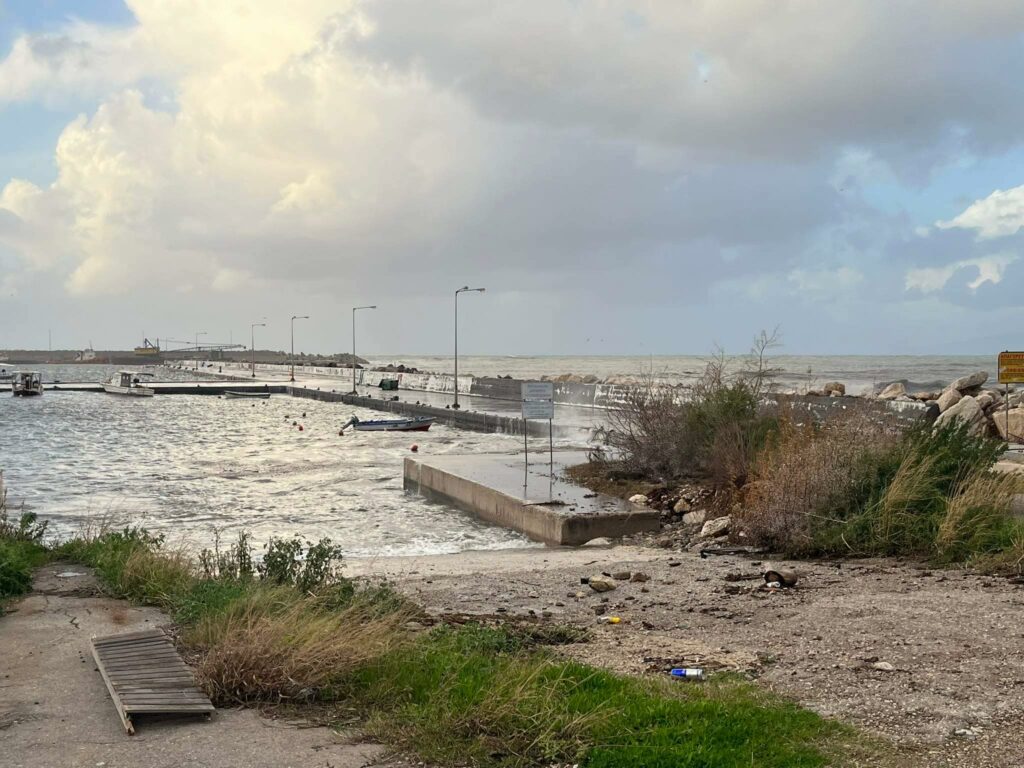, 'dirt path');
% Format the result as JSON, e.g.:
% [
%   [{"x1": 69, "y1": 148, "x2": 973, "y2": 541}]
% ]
[
  {"x1": 0, "y1": 564, "x2": 405, "y2": 768},
  {"x1": 350, "y1": 545, "x2": 1024, "y2": 768}
]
